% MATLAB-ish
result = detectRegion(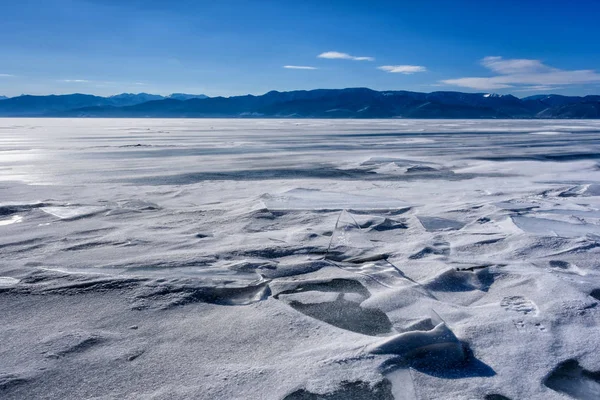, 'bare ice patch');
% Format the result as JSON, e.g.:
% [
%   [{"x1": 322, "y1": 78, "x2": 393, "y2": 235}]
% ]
[
  {"x1": 274, "y1": 278, "x2": 393, "y2": 336},
  {"x1": 512, "y1": 216, "x2": 600, "y2": 238},
  {"x1": 417, "y1": 216, "x2": 465, "y2": 232}
]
